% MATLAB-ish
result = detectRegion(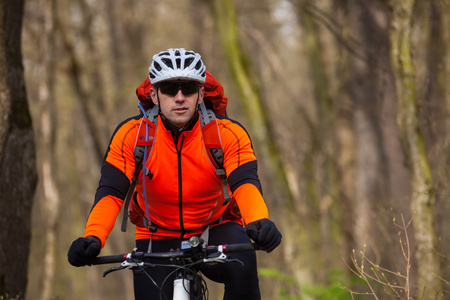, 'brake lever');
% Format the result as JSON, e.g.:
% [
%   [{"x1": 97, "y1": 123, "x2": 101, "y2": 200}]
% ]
[
  {"x1": 223, "y1": 258, "x2": 244, "y2": 266},
  {"x1": 203, "y1": 252, "x2": 244, "y2": 266},
  {"x1": 103, "y1": 253, "x2": 144, "y2": 277},
  {"x1": 103, "y1": 265, "x2": 127, "y2": 277}
]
